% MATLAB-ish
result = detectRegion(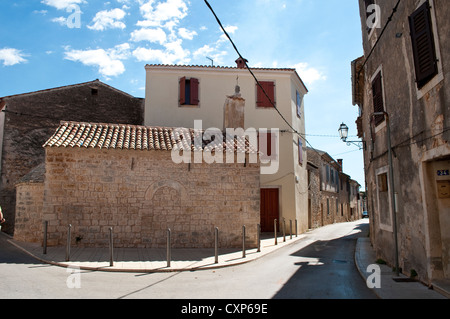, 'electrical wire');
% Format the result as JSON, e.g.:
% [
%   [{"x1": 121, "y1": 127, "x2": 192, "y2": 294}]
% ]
[{"x1": 203, "y1": 0, "x2": 330, "y2": 160}]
